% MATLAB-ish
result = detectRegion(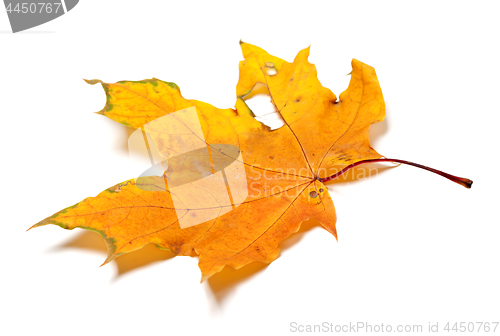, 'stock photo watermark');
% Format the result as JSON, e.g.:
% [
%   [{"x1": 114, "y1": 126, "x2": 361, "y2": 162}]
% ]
[
  {"x1": 128, "y1": 106, "x2": 248, "y2": 229},
  {"x1": 127, "y1": 106, "x2": 383, "y2": 229},
  {"x1": 3, "y1": 0, "x2": 79, "y2": 32},
  {"x1": 290, "y1": 321, "x2": 499, "y2": 333}
]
